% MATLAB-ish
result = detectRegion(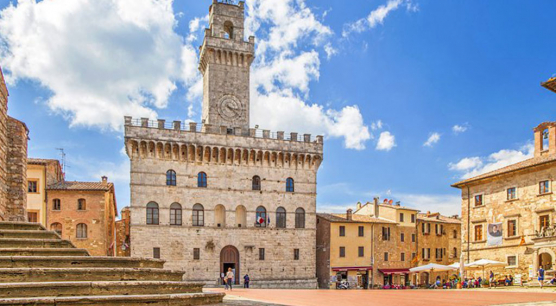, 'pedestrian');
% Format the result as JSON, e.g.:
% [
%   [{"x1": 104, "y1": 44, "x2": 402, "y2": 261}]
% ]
[
  {"x1": 222, "y1": 272, "x2": 228, "y2": 290},
  {"x1": 244, "y1": 274, "x2": 250, "y2": 288},
  {"x1": 226, "y1": 267, "x2": 234, "y2": 291},
  {"x1": 538, "y1": 266, "x2": 545, "y2": 288},
  {"x1": 489, "y1": 270, "x2": 495, "y2": 288}
]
